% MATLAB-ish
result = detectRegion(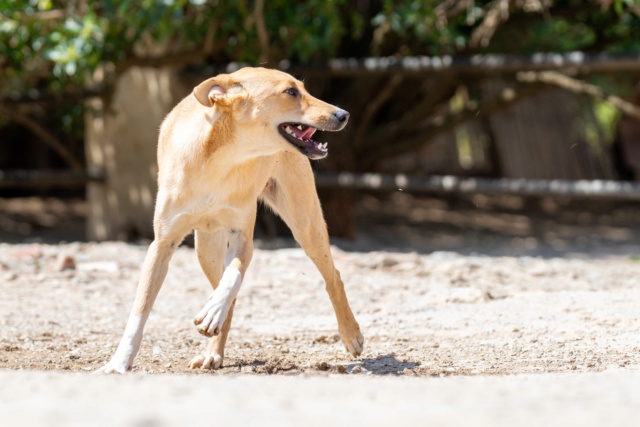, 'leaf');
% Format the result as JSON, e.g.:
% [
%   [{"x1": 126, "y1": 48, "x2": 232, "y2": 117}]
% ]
[{"x1": 64, "y1": 60, "x2": 77, "y2": 75}]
